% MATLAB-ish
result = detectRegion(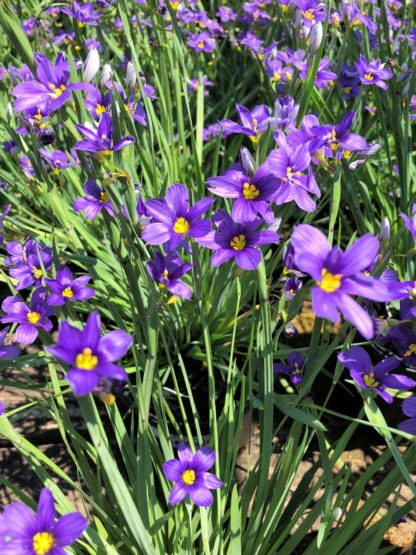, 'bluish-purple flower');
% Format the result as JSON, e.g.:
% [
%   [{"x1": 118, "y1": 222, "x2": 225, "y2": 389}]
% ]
[
  {"x1": 8, "y1": 246, "x2": 53, "y2": 291},
  {"x1": 47, "y1": 311, "x2": 132, "y2": 396},
  {"x1": 219, "y1": 104, "x2": 271, "y2": 143},
  {"x1": 74, "y1": 179, "x2": 116, "y2": 219},
  {"x1": 274, "y1": 352, "x2": 305, "y2": 385},
  {"x1": 206, "y1": 162, "x2": 276, "y2": 224},
  {"x1": 0, "y1": 327, "x2": 20, "y2": 359},
  {"x1": 383, "y1": 324, "x2": 416, "y2": 367},
  {"x1": 75, "y1": 113, "x2": 134, "y2": 161},
  {"x1": 146, "y1": 252, "x2": 192, "y2": 300},
  {"x1": 291, "y1": 225, "x2": 393, "y2": 339},
  {"x1": 12, "y1": 53, "x2": 77, "y2": 114},
  {"x1": 61, "y1": 1, "x2": 102, "y2": 26},
  {"x1": 1, "y1": 288, "x2": 53, "y2": 344},
  {"x1": 142, "y1": 183, "x2": 213, "y2": 250},
  {"x1": 338, "y1": 346, "x2": 415, "y2": 403},
  {"x1": 198, "y1": 210, "x2": 280, "y2": 270},
  {"x1": 163, "y1": 443, "x2": 222, "y2": 507},
  {"x1": 401, "y1": 203, "x2": 416, "y2": 244},
  {"x1": 45, "y1": 267, "x2": 95, "y2": 306},
  {"x1": 187, "y1": 32, "x2": 216, "y2": 53},
  {"x1": 39, "y1": 148, "x2": 79, "y2": 174},
  {"x1": 0, "y1": 487, "x2": 88, "y2": 554},
  {"x1": 265, "y1": 134, "x2": 320, "y2": 212},
  {"x1": 355, "y1": 55, "x2": 393, "y2": 90},
  {"x1": 398, "y1": 397, "x2": 416, "y2": 435}
]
